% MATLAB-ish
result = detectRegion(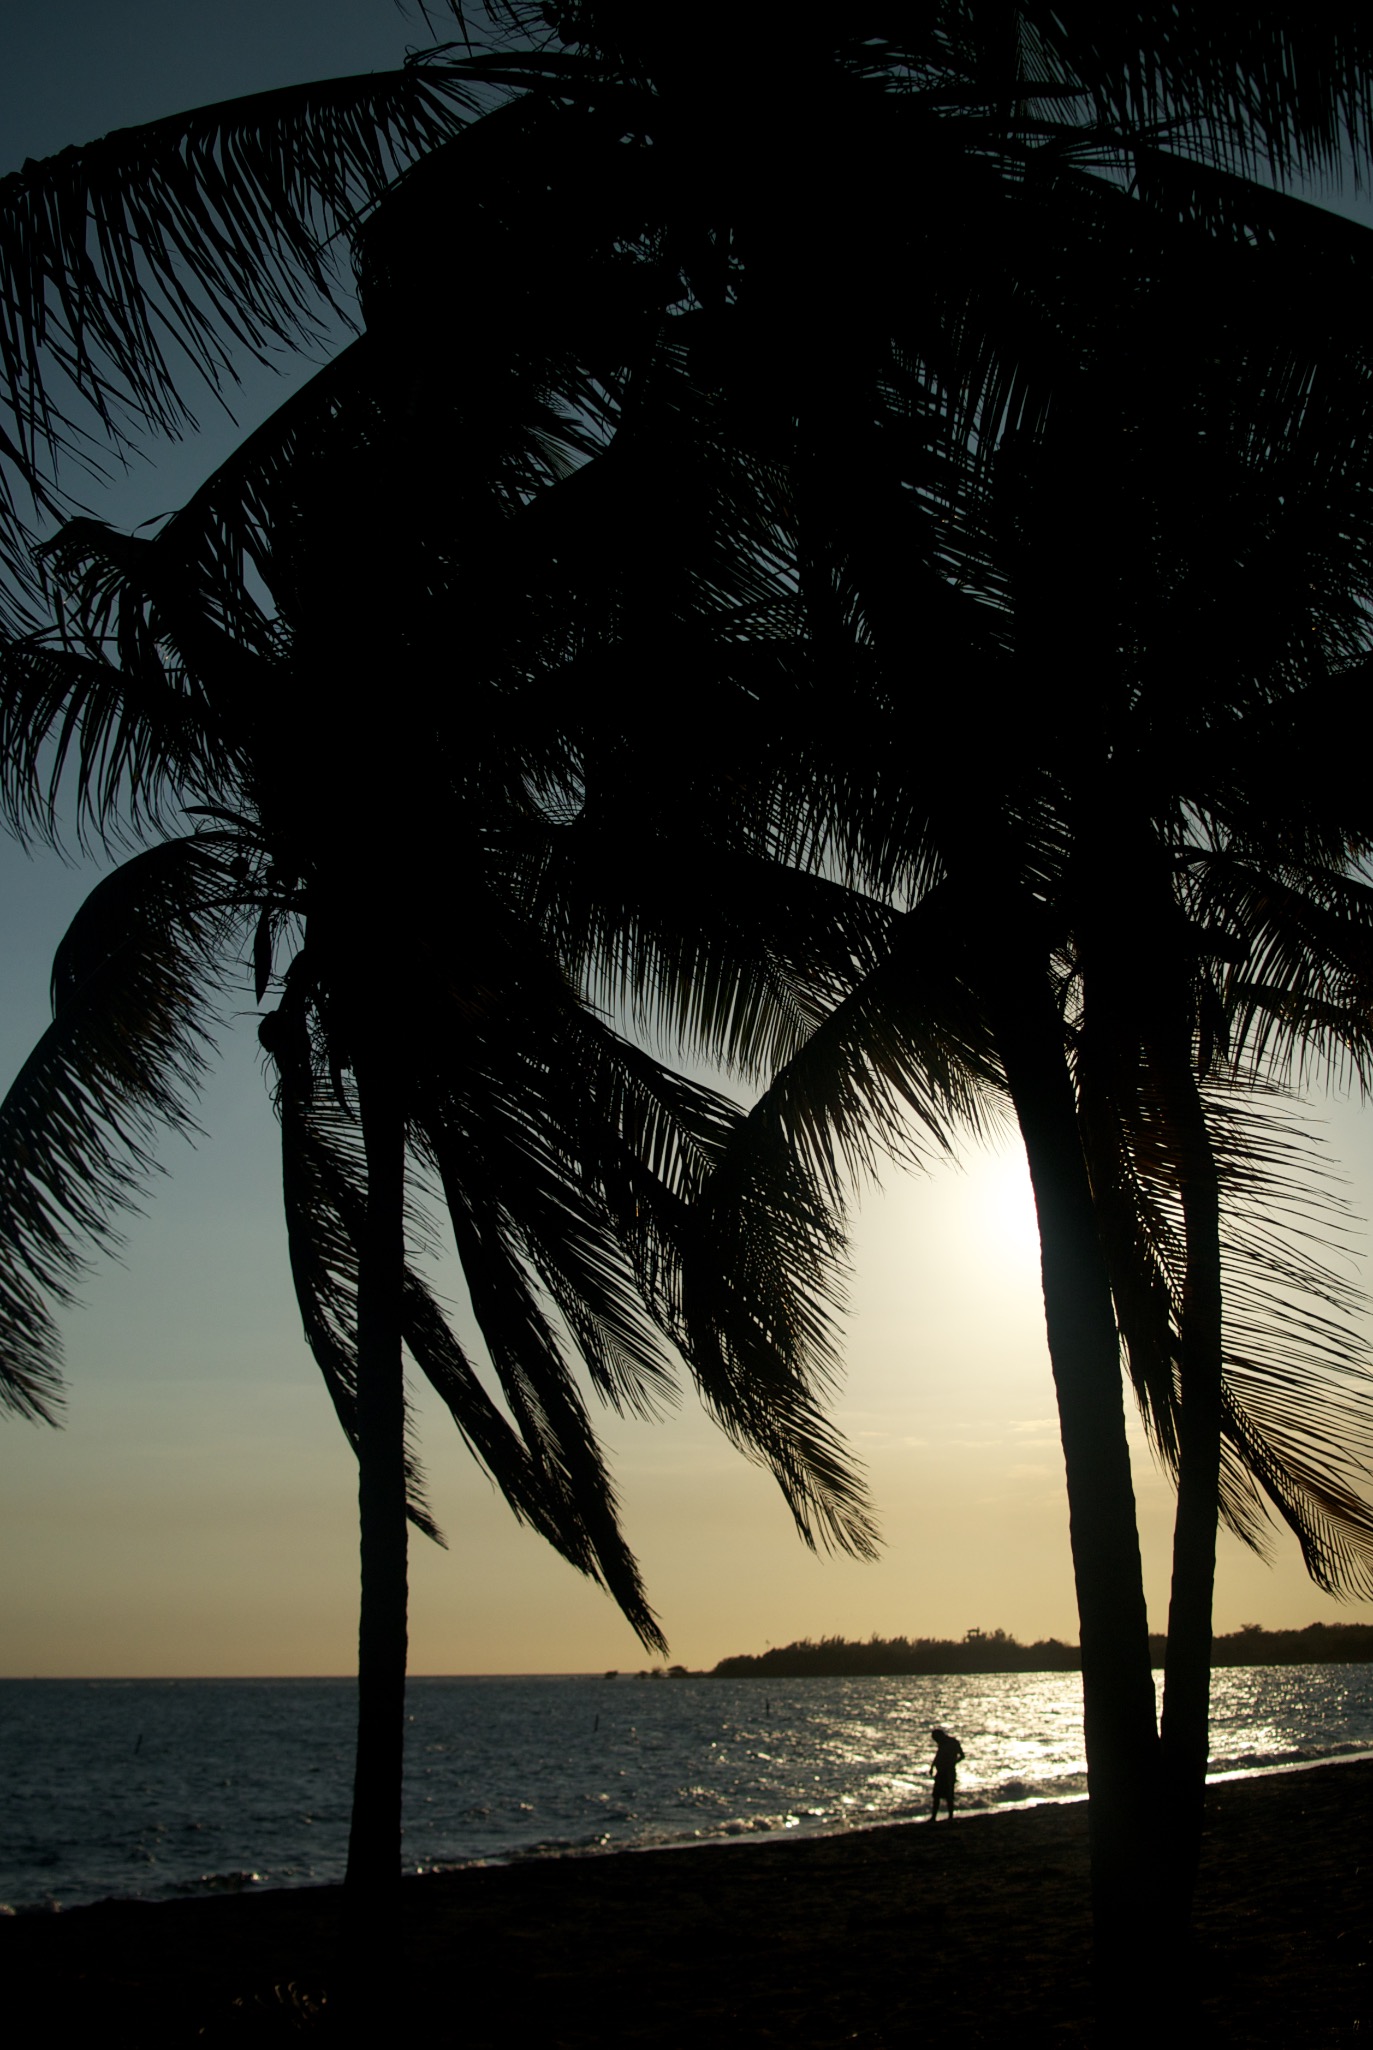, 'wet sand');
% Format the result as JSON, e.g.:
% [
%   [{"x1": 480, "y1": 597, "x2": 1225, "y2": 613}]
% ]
[{"x1": 5, "y1": 1756, "x2": 1370, "y2": 2045}]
